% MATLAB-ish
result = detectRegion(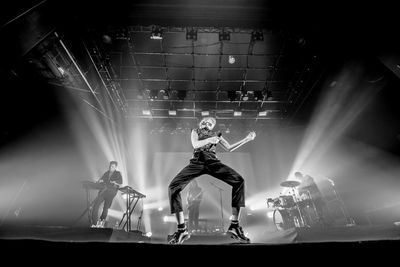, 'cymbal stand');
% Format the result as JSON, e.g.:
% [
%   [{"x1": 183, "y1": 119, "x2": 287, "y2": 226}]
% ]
[
  {"x1": 137, "y1": 198, "x2": 144, "y2": 231},
  {"x1": 290, "y1": 187, "x2": 307, "y2": 227},
  {"x1": 306, "y1": 190, "x2": 322, "y2": 225},
  {"x1": 331, "y1": 183, "x2": 355, "y2": 226}
]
